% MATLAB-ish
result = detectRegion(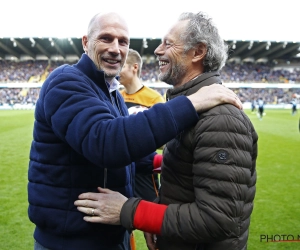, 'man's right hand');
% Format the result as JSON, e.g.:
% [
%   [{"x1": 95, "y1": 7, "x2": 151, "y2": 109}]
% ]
[
  {"x1": 74, "y1": 187, "x2": 127, "y2": 225},
  {"x1": 187, "y1": 83, "x2": 242, "y2": 112}
]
